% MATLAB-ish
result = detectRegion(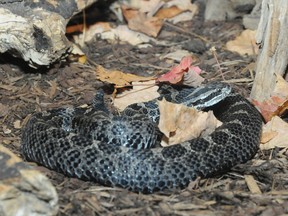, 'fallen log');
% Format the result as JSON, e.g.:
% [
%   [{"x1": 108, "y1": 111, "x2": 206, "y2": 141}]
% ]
[{"x1": 0, "y1": 0, "x2": 97, "y2": 68}]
